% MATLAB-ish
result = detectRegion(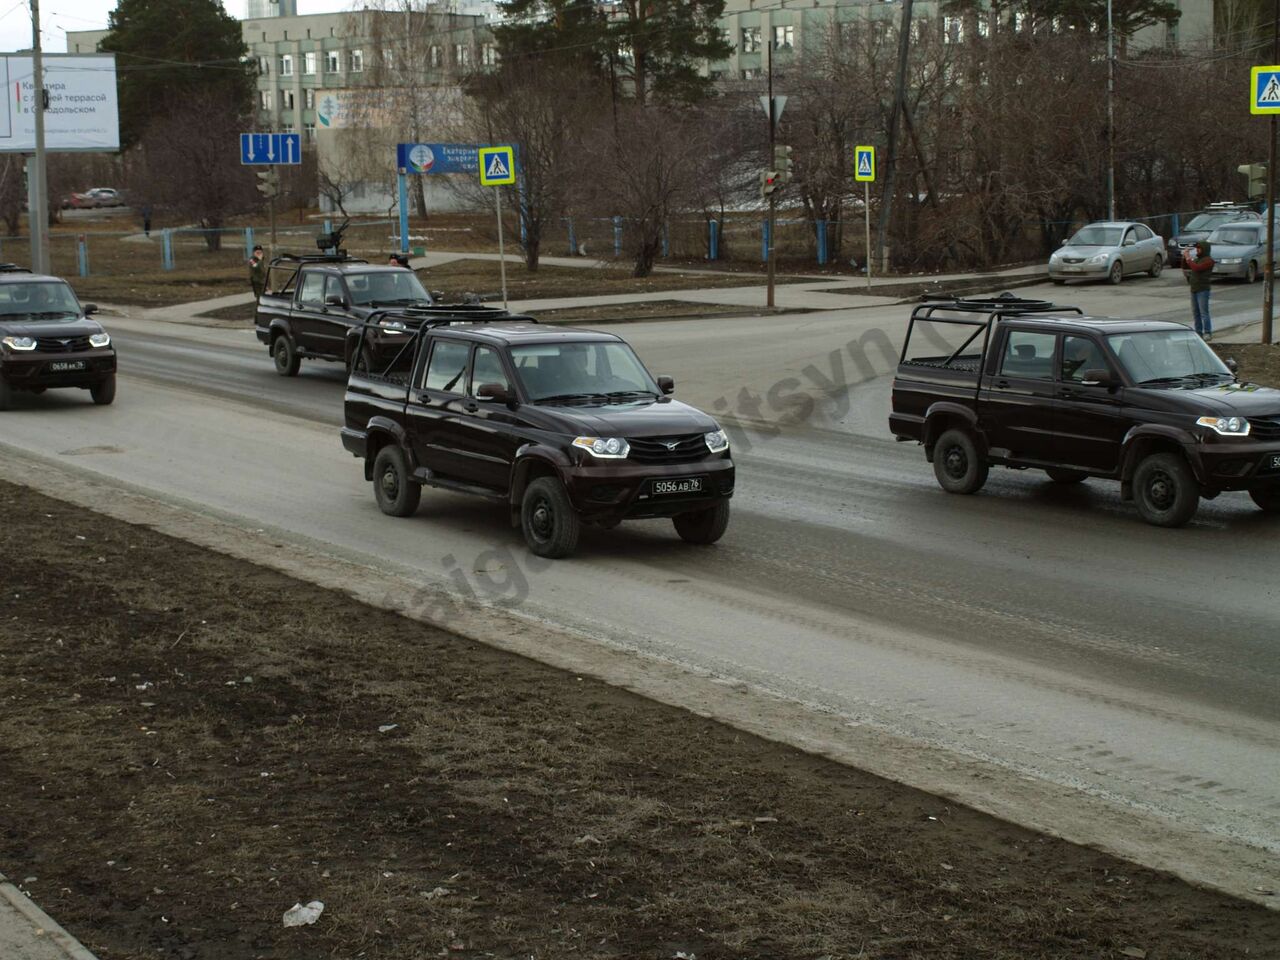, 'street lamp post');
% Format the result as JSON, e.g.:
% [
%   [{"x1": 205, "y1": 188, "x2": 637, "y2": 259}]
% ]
[
  {"x1": 1106, "y1": 0, "x2": 1116, "y2": 221},
  {"x1": 29, "y1": 0, "x2": 50, "y2": 275}
]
